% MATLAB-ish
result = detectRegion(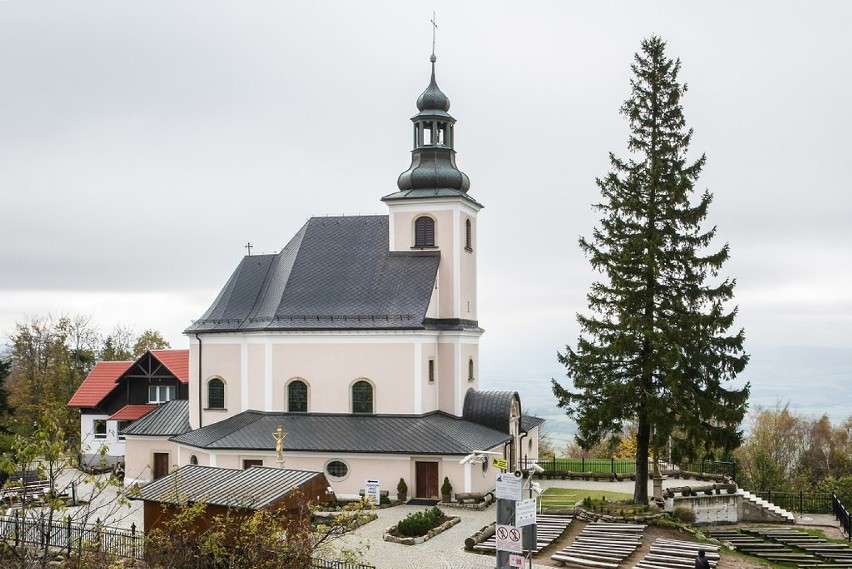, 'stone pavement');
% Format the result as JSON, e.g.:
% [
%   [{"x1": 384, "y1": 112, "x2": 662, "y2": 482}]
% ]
[{"x1": 332, "y1": 477, "x2": 668, "y2": 569}]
